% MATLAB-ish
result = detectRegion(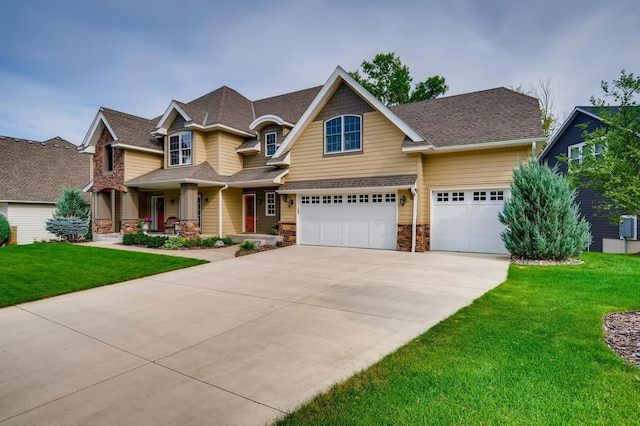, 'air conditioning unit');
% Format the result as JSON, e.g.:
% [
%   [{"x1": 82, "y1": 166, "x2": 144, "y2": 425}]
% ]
[{"x1": 619, "y1": 216, "x2": 637, "y2": 240}]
